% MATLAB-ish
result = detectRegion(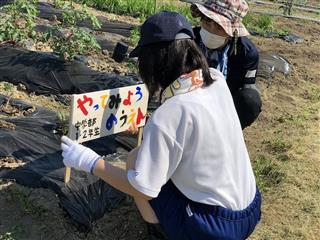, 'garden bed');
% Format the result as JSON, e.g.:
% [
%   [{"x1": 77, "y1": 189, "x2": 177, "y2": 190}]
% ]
[{"x1": 0, "y1": 1, "x2": 319, "y2": 239}]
